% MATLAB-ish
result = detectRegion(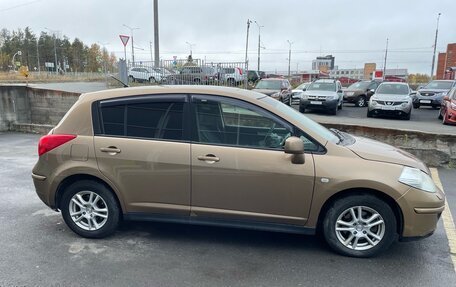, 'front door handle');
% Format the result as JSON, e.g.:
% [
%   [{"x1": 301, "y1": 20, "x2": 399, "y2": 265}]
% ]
[
  {"x1": 100, "y1": 146, "x2": 121, "y2": 154},
  {"x1": 197, "y1": 154, "x2": 220, "y2": 163}
]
